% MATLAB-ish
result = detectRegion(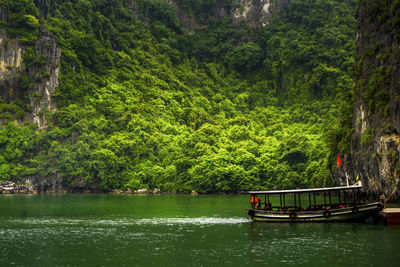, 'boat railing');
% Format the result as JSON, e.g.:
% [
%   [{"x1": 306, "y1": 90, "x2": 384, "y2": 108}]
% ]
[
  {"x1": 254, "y1": 202, "x2": 369, "y2": 212},
  {"x1": 304, "y1": 203, "x2": 360, "y2": 210},
  {"x1": 269, "y1": 206, "x2": 303, "y2": 211}
]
